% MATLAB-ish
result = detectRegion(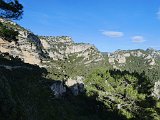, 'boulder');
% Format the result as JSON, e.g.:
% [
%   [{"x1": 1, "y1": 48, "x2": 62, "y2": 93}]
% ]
[
  {"x1": 50, "y1": 81, "x2": 66, "y2": 98},
  {"x1": 65, "y1": 76, "x2": 84, "y2": 96}
]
